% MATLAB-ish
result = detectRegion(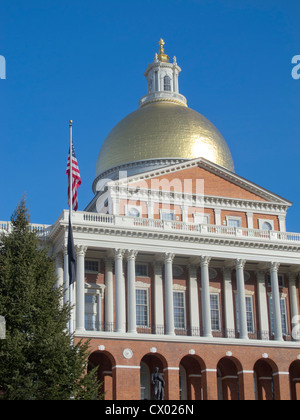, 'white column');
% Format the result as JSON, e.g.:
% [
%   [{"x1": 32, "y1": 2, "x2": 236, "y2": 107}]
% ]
[
  {"x1": 256, "y1": 270, "x2": 270, "y2": 340},
  {"x1": 115, "y1": 249, "x2": 126, "y2": 333},
  {"x1": 270, "y1": 262, "x2": 283, "y2": 341},
  {"x1": 188, "y1": 265, "x2": 200, "y2": 335},
  {"x1": 153, "y1": 261, "x2": 164, "y2": 334},
  {"x1": 236, "y1": 259, "x2": 248, "y2": 340},
  {"x1": 76, "y1": 245, "x2": 87, "y2": 332},
  {"x1": 164, "y1": 253, "x2": 175, "y2": 336},
  {"x1": 223, "y1": 267, "x2": 235, "y2": 338},
  {"x1": 200, "y1": 256, "x2": 212, "y2": 338},
  {"x1": 127, "y1": 250, "x2": 138, "y2": 333},
  {"x1": 104, "y1": 257, "x2": 114, "y2": 331},
  {"x1": 289, "y1": 272, "x2": 299, "y2": 340}
]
